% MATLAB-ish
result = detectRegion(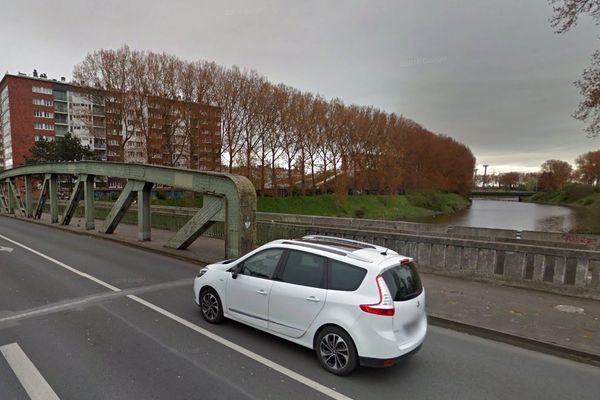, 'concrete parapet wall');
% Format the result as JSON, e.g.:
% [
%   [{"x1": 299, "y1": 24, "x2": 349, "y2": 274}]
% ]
[
  {"x1": 45, "y1": 205, "x2": 600, "y2": 298},
  {"x1": 257, "y1": 212, "x2": 600, "y2": 251},
  {"x1": 255, "y1": 220, "x2": 600, "y2": 299}
]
